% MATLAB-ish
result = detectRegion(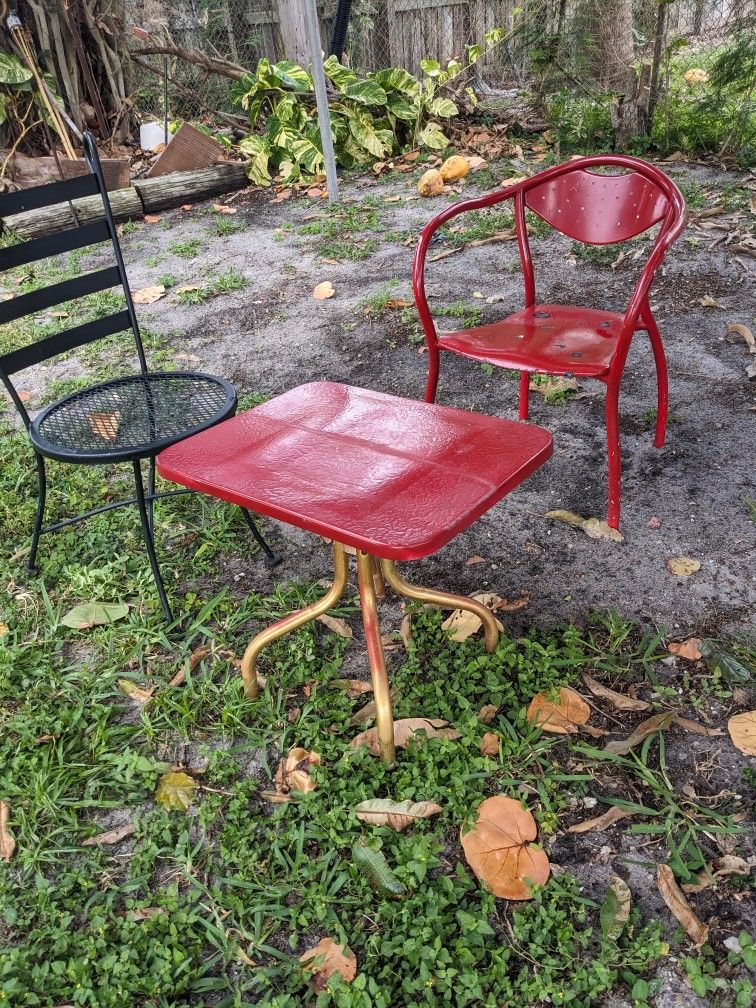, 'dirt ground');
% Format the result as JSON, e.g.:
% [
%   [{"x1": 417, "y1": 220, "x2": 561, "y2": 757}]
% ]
[{"x1": 88, "y1": 159, "x2": 756, "y2": 640}]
